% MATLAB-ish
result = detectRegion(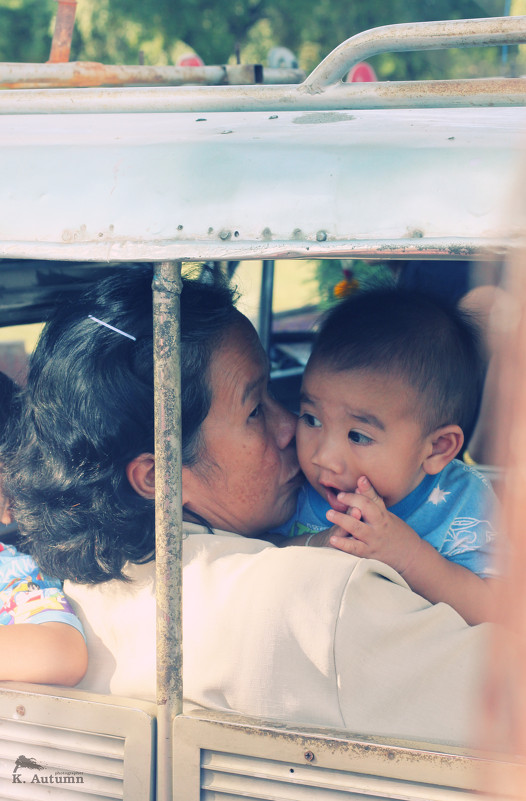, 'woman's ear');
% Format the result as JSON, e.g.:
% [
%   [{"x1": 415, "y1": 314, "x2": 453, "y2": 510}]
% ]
[
  {"x1": 126, "y1": 453, "x2": 156, "y2": 499},
  {"x1": 423, "y1": 425, "x2": 464, "y2": 476}
]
